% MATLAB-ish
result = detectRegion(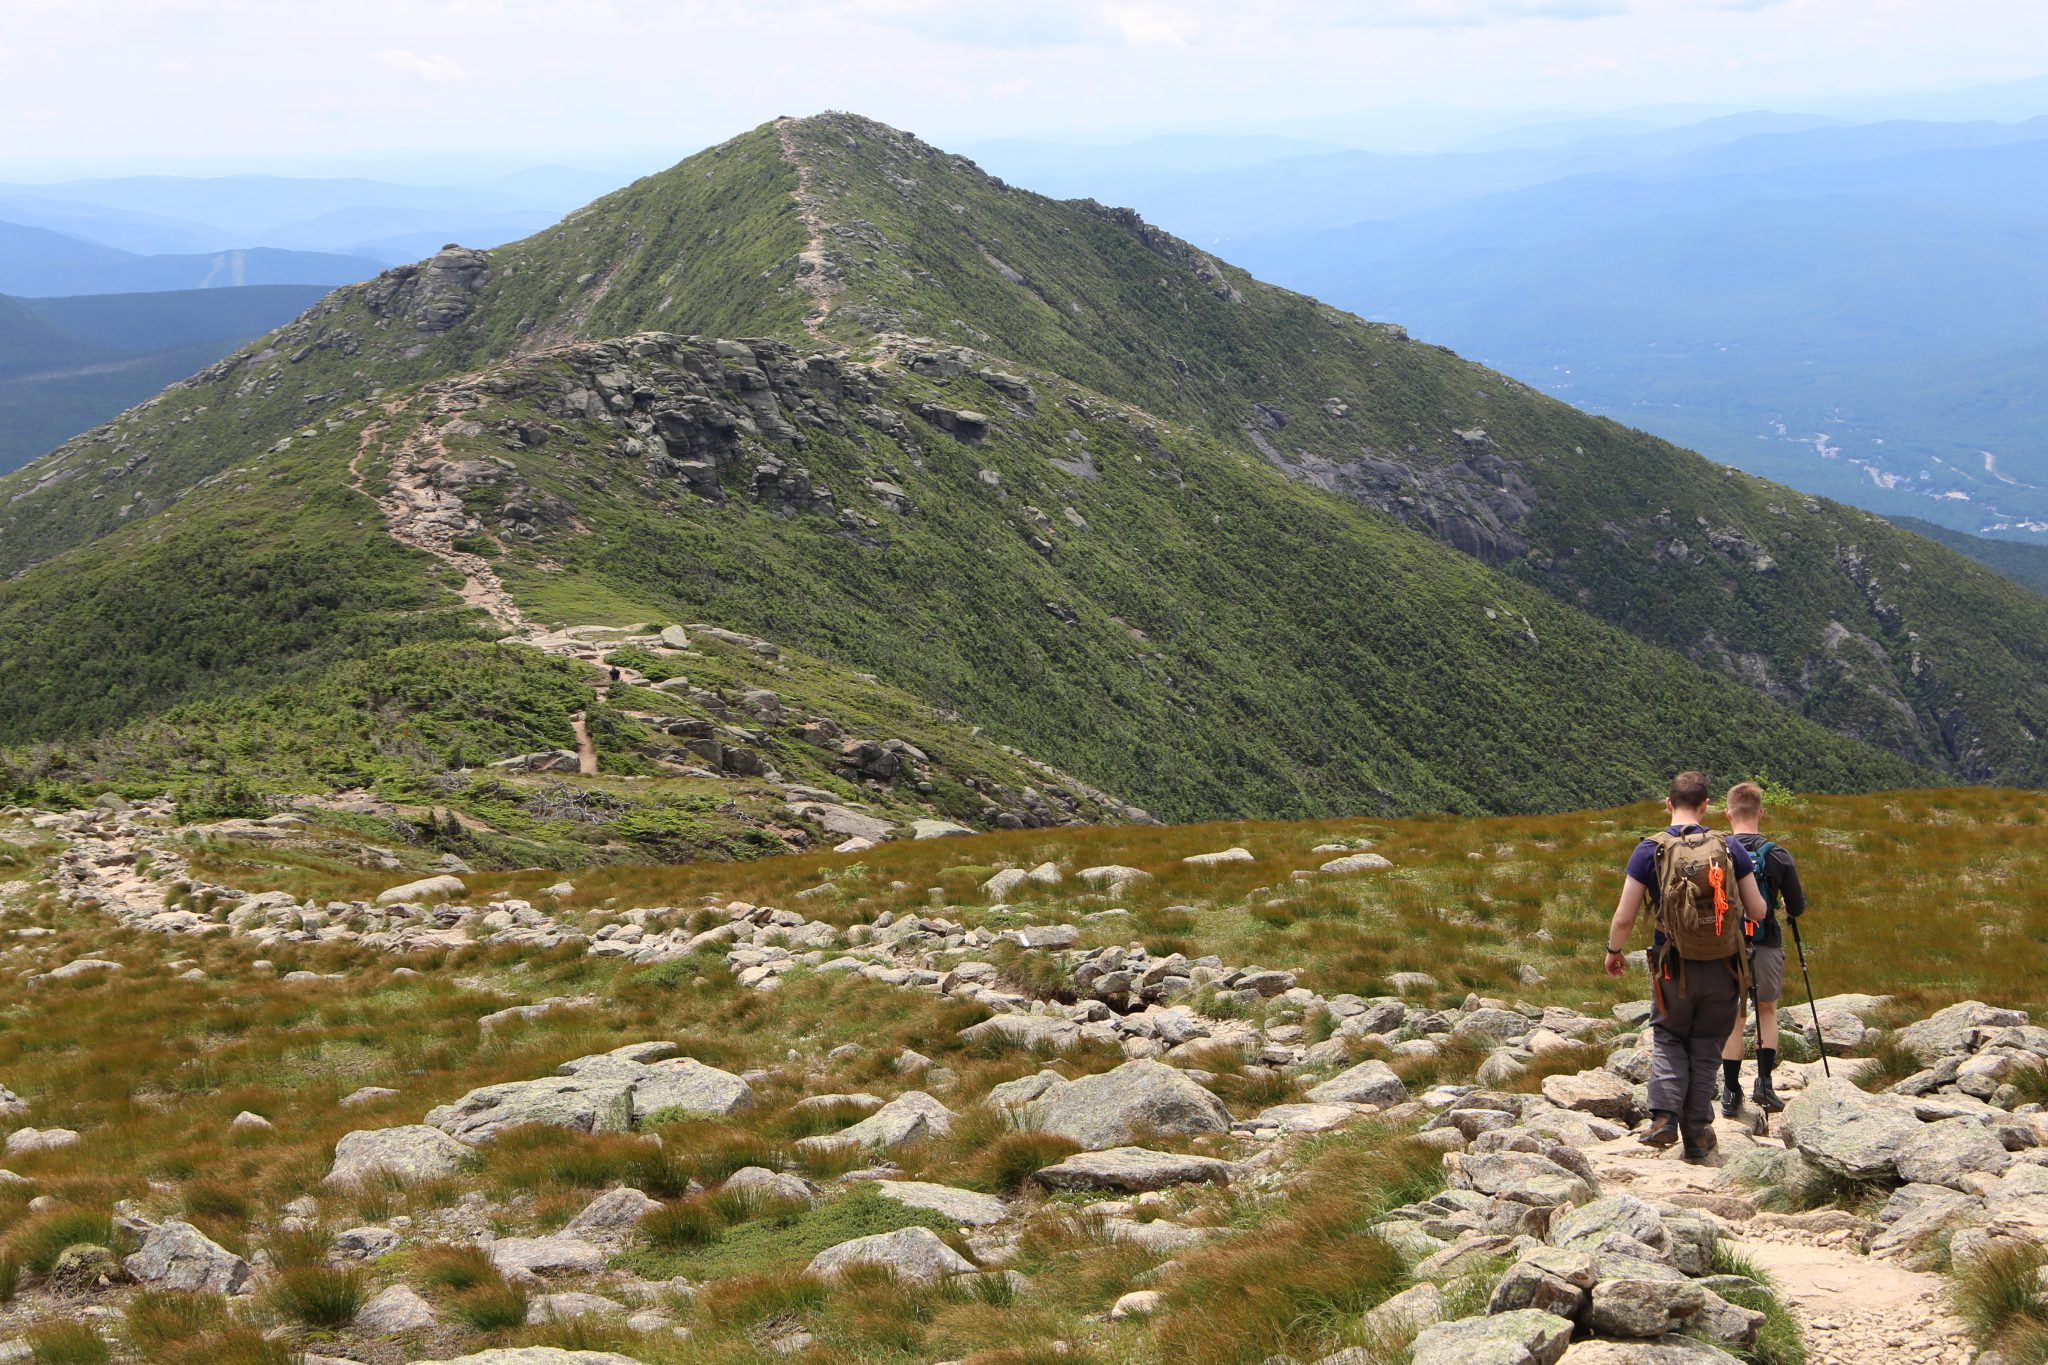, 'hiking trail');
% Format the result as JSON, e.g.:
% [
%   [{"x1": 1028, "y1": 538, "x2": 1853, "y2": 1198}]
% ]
[
  {"x1": 1583, "y1": 1092, "x2": 1974, "y2": 1365},
  {"x1": 774, "y1": 118, "x2": 842, "y2": 340}
]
